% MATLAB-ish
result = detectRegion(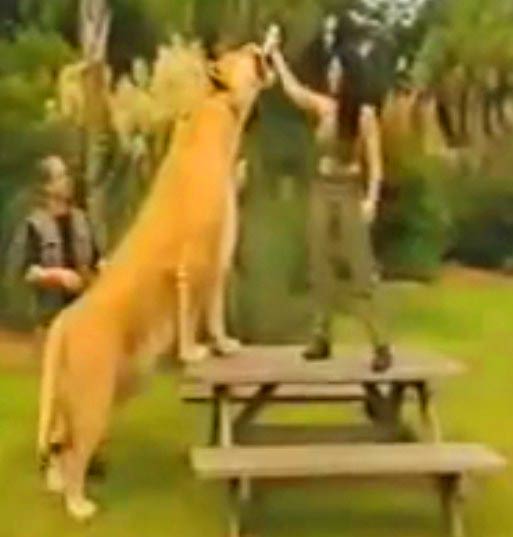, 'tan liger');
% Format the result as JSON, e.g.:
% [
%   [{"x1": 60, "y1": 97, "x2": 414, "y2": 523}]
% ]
[{"x1": 37, "y1": 43, "x2": 274, "y2": 522}]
